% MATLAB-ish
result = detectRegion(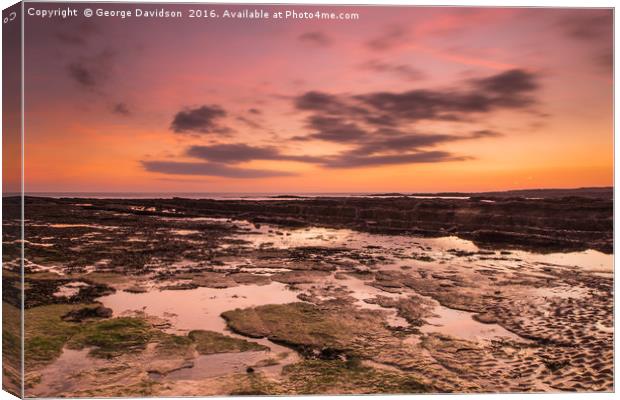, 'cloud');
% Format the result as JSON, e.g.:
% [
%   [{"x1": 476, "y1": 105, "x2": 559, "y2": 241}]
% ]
[
  {"x1": 298, "y1": 31, "x2": 332, "y2": 47},
  {"x1": 353, "y1": 69, "x2": 538, "y2": 124},
  {"x1": 294, "y1": 91, "x2": 368, "y2": 122},
  {"x1": 141, "y1": 160, "x2": 296, "y2": 178},
  {"x1": 347, "y1": 130, "x2": 501, "y2": 156},
  {"x1": 313, "y1": 129, "x2": 497, "y2": 169},
  {"x1": 237, "y1": 115, "x2": 262, "y2": 129},
  {"x1": 144, "y1": 137, "x2": 474, "y2": 175},
  {"x1": 145, "y1": 70, "x2": 531, "y2": 178},
  {"x1": 469, "y1": 129, "x2": 502, "y2": 138},
  {"x1": 359, "y1": 59, "x2": 427, "y2": 81},
  {"x1": 171, "y1": 105, "x2": 232, "y2": 135},
  {"x1": 559, "y1": 11, "x2": 612, "y2": 41},
  {"x1": 557, "y1": 11, "x2": 612, "y2": 72},
  {"x1": 366, "y1": 26, "x2": 408, "y2": 51},
  {"x1": 286, "y1": 69, "x2": 536, "y2": 168},
  {"x1": 186, "y1": 144, "x2": 323, "y2": 164},
  {"x1": 295, "y1": 91, "x2": 344, "y2": 112},
  {"x1": 472, "y1": 68, "x2": 538, "y2": 106},
  {"x1": 173, "y1": 129, "x2": 498, "y2": 171},
  {"x1": 292, "y1": 70, "x2": 538, "y2": 136},
  {"x1": 66, "y1": 50, "x2": 115, "y2": 91},
  {"x1": 303, "y1": 116, "x2": 367, "y2": 142},
  {"x1": 67, "y1": 63, "x2": 97, "y2": 88},
  {"x1": 323, "y1": 151, "x2": 469, "y2": 168},
  {"x1": 112, "y1": 102, "x2": 131, "y2": 116}
]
